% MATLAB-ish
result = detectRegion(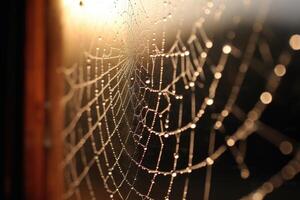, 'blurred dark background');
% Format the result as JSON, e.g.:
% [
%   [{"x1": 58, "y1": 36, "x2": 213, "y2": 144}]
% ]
[{"x1": 1, "y1": 0, "x2": 25, "y2": 199}]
